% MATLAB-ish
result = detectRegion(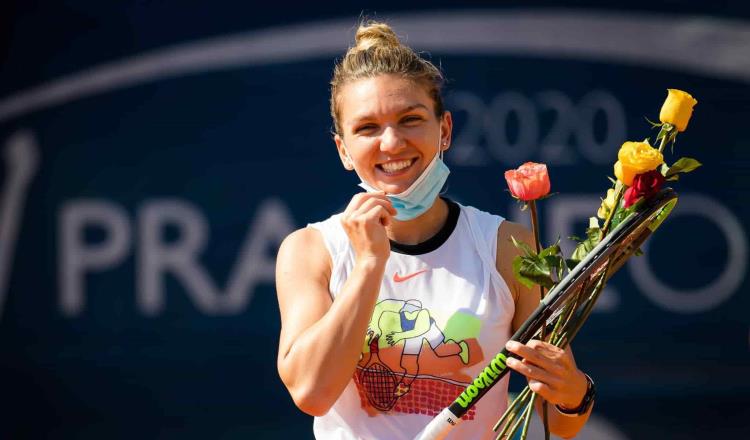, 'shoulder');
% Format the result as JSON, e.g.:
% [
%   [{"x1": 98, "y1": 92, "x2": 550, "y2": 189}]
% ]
[
  {"x1": 276, "y1": 226, "x2": 333, "y2": 286},
  {"x1": 495, "y1": 221, "x2": 534, "y2": 303},
  {"x1": 497, "y1": 221, "x2": 534, "y2": 246}
]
